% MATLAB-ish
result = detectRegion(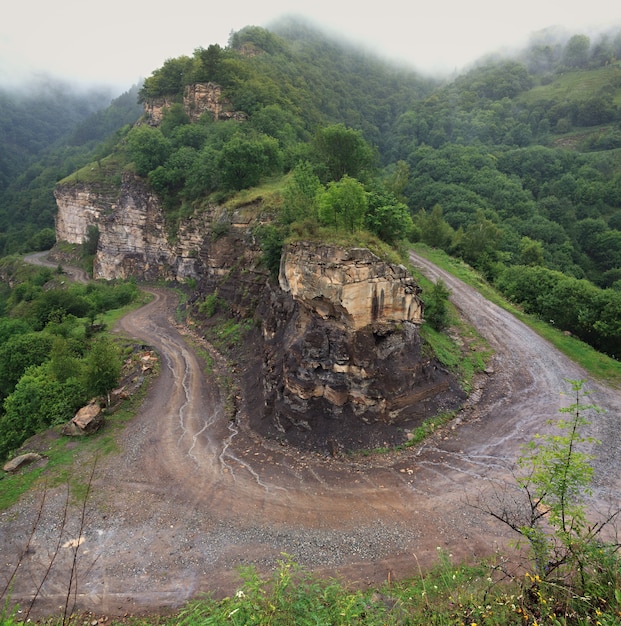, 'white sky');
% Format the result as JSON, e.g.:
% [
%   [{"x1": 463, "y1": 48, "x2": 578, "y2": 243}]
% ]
[{"x1": 2, "y1": 0, "x2": 621, "y2": 91}]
